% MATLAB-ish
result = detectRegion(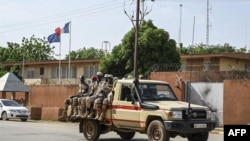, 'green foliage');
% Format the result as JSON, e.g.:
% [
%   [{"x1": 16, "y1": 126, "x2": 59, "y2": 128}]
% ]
[
  {"x1": 66, "y1": 47, "x2": 105, "y2": 59},
  {"x1": 0, "y1": 35, "x2": 55, "y2": 78},
  {"x1": 180, "y1": 43, "x2": 246, "y2": 54},
  {"x1": 99, "y1": 20, "x2": 180, "y2": 78}
]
